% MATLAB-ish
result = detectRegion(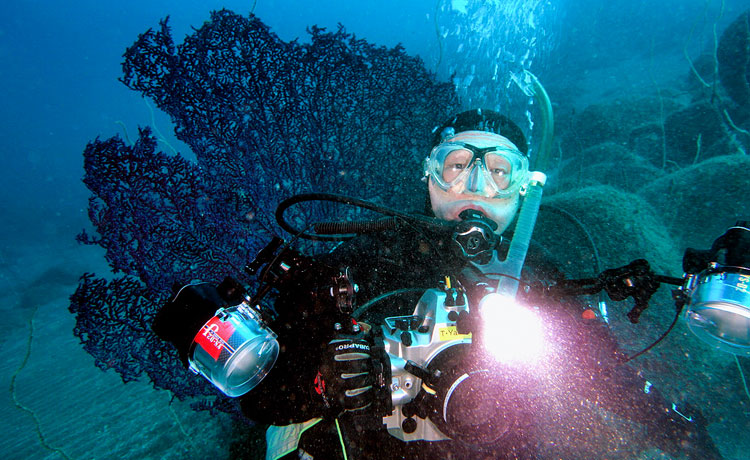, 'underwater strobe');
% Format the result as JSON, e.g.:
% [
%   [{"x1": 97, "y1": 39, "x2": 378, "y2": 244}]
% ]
[
  {"x1": 152, "y1": 238, "x2": 359, "y2": 398},
  {"x1": 682, "y1": 222, "x2": 750, "y2": 355},
  {"x1": 153, "y1": 280, "x2": 281, "y2": 398}
]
